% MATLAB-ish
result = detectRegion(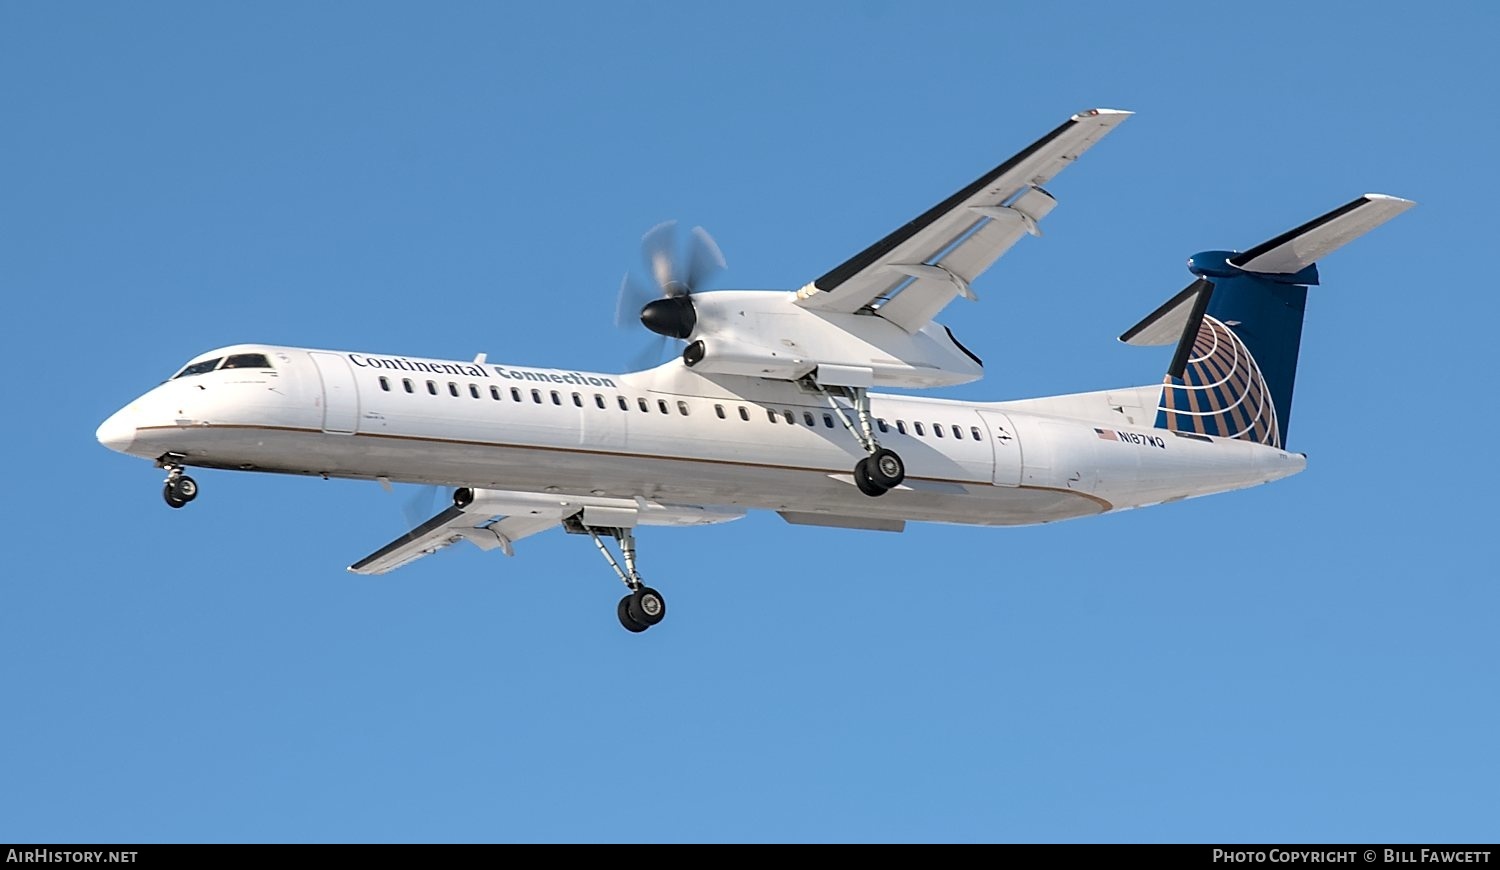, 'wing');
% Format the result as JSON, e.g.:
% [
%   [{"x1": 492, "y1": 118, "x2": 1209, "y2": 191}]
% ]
[
  {"x1": 348, "y1": 489, "x2": 746, "y2": 575},
  {"x1": 348, "y1": 499, "x2": 563, "y2": 576},
  {"x1": 794, "y1": 108, "x2": 1131, "y2": 332}
]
